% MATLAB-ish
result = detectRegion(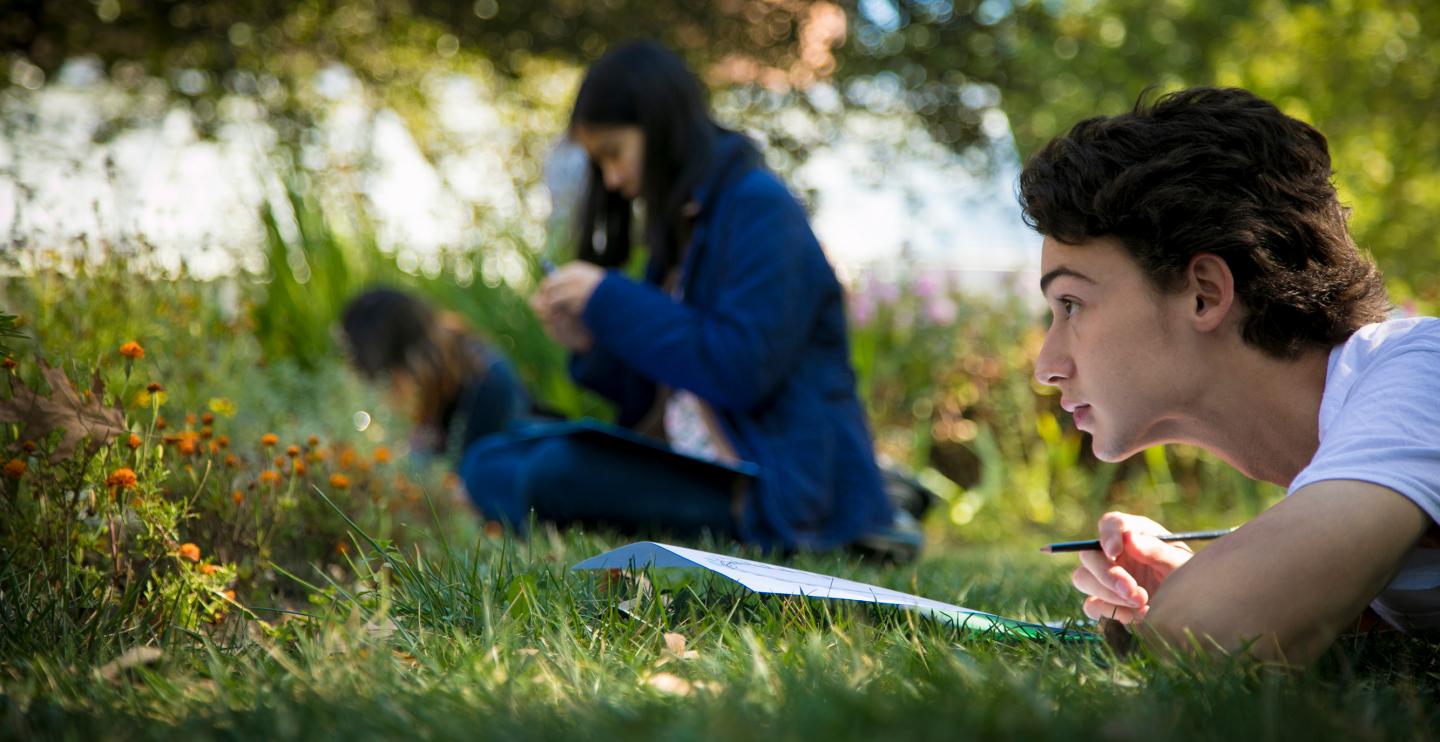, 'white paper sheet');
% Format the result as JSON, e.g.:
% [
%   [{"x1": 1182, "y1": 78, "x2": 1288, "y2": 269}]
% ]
[{"x1": 572, "y1": 541, "x2": 1079, "y2": 638}]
